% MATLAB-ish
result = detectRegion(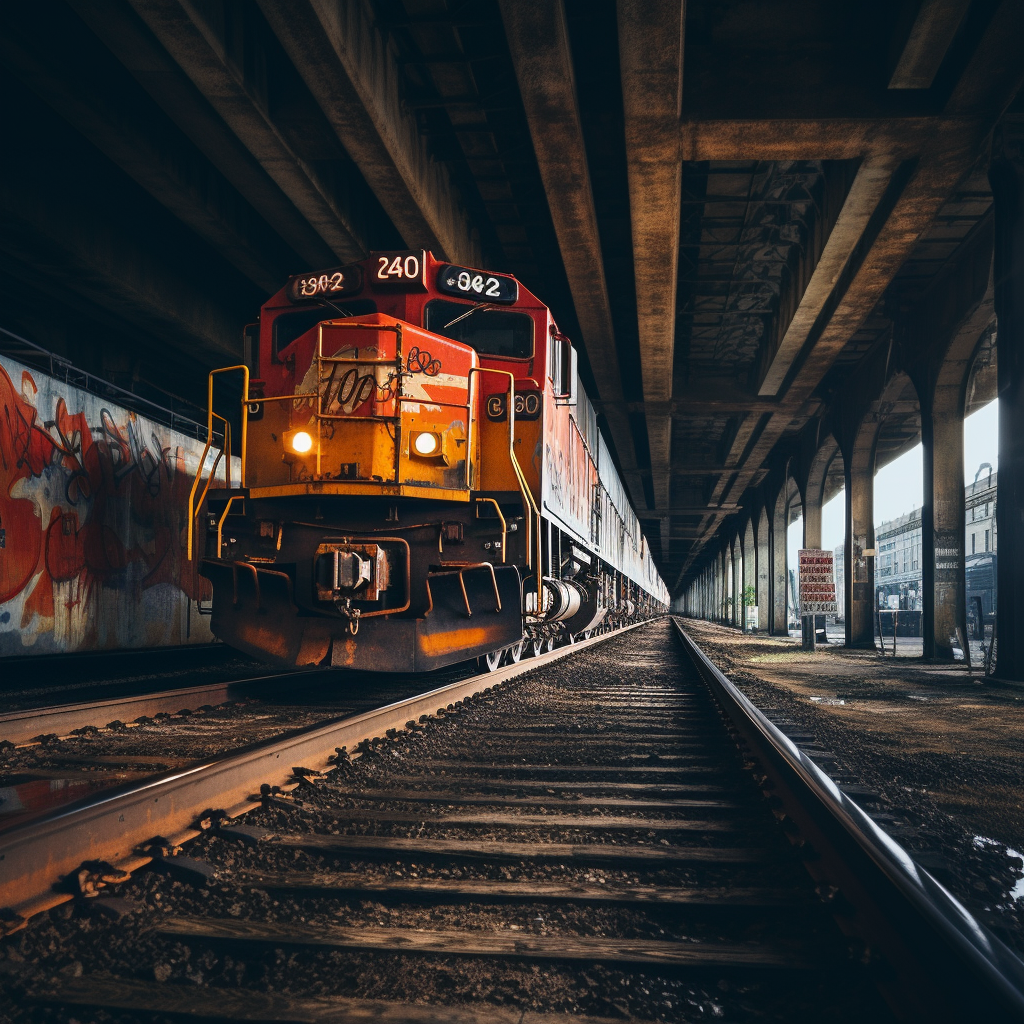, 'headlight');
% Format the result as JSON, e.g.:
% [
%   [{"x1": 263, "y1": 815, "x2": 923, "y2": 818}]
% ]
[
  {"x1": 412, "y1": 431, "x2": 440, "y2": 456},
  {"x1": 291, "y1": 430, "x2": 313, "y2": 454}
]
